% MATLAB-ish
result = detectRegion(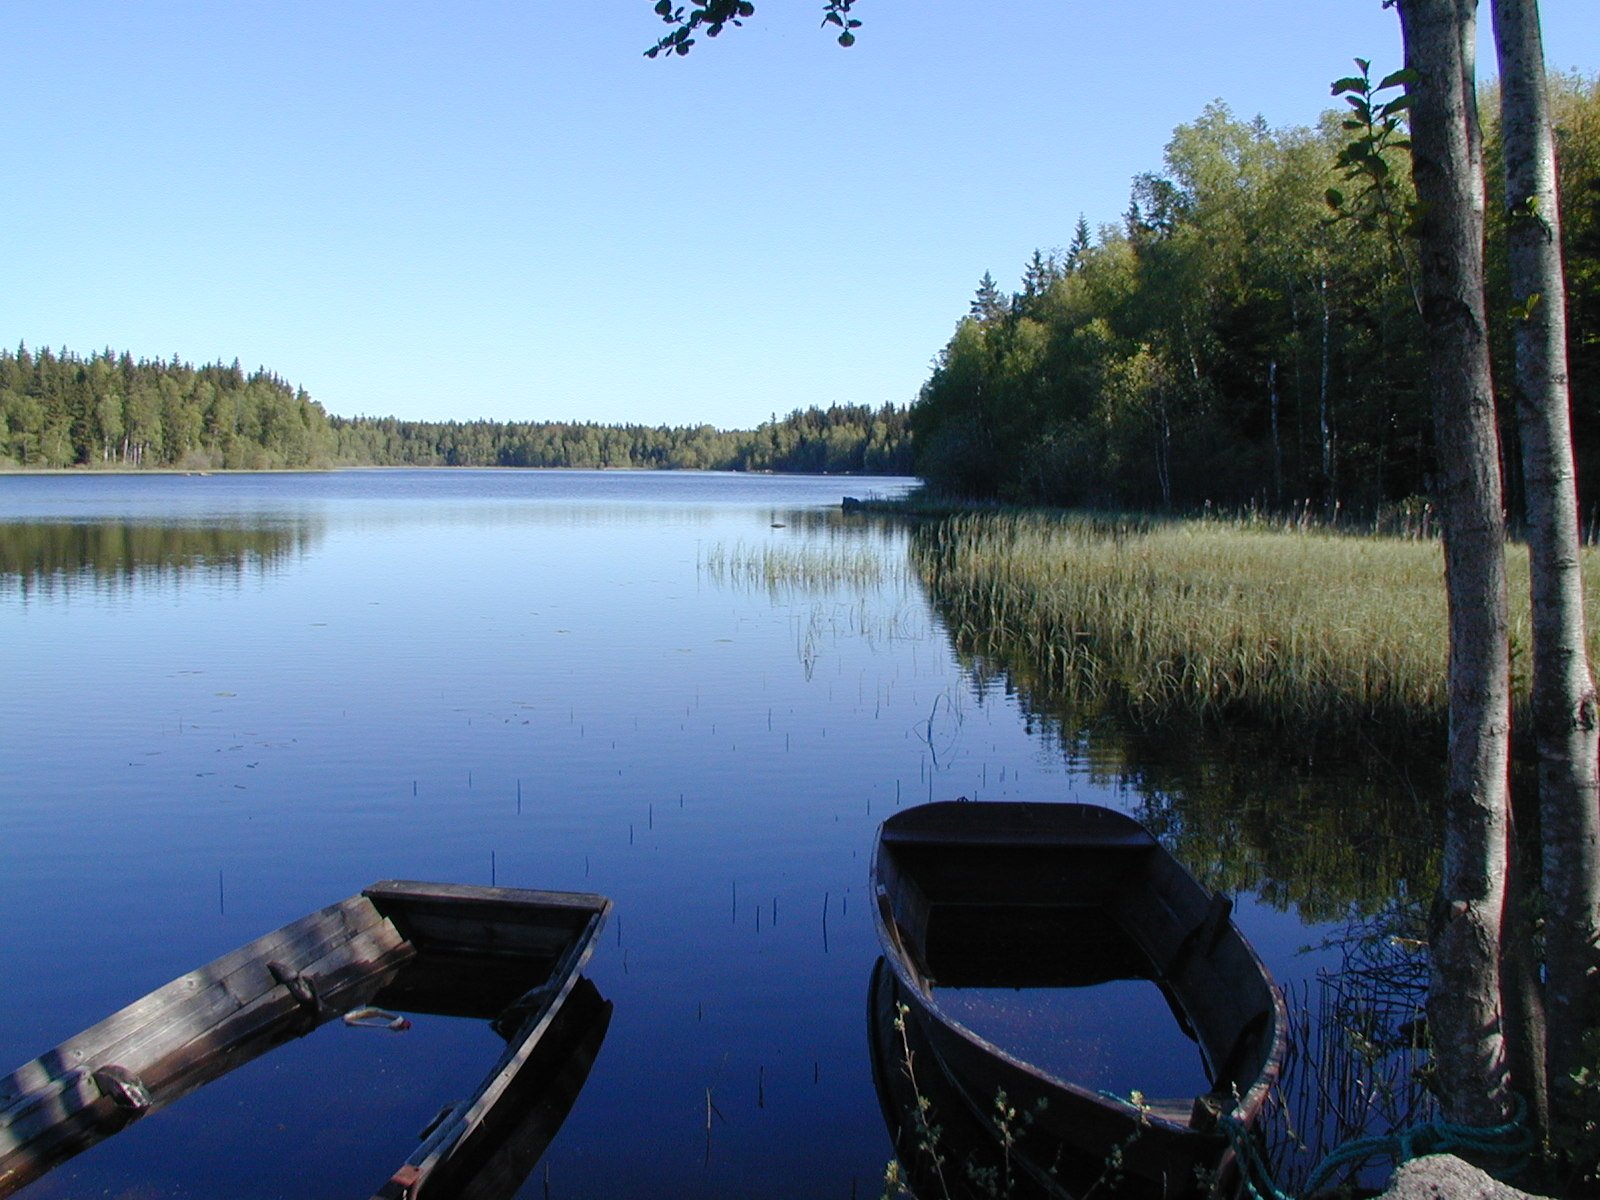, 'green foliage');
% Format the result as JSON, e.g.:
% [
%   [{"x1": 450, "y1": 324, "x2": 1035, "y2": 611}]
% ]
[
  {"x1": 1558, "y1": 1027, "x2": 1600, "y2": 1186},
  {"x1": 1326, "y1": 59, "x2": 1422, "y2": 312},
  {"x1": 0, "y1": 346, "x2": 333, "y2": 470},
  {"x1": 911, "y1": 80, "x2": 1600, "y2": 515},
  {"x1": 645, "y1": 1, "x2": 859, "y2": 57},
  {"x1": 327, "y1": 402, "x2": 912, "y2": 474},
  {"x1": 0, "y1": 345, "x2": 913, "y2": 476}
]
